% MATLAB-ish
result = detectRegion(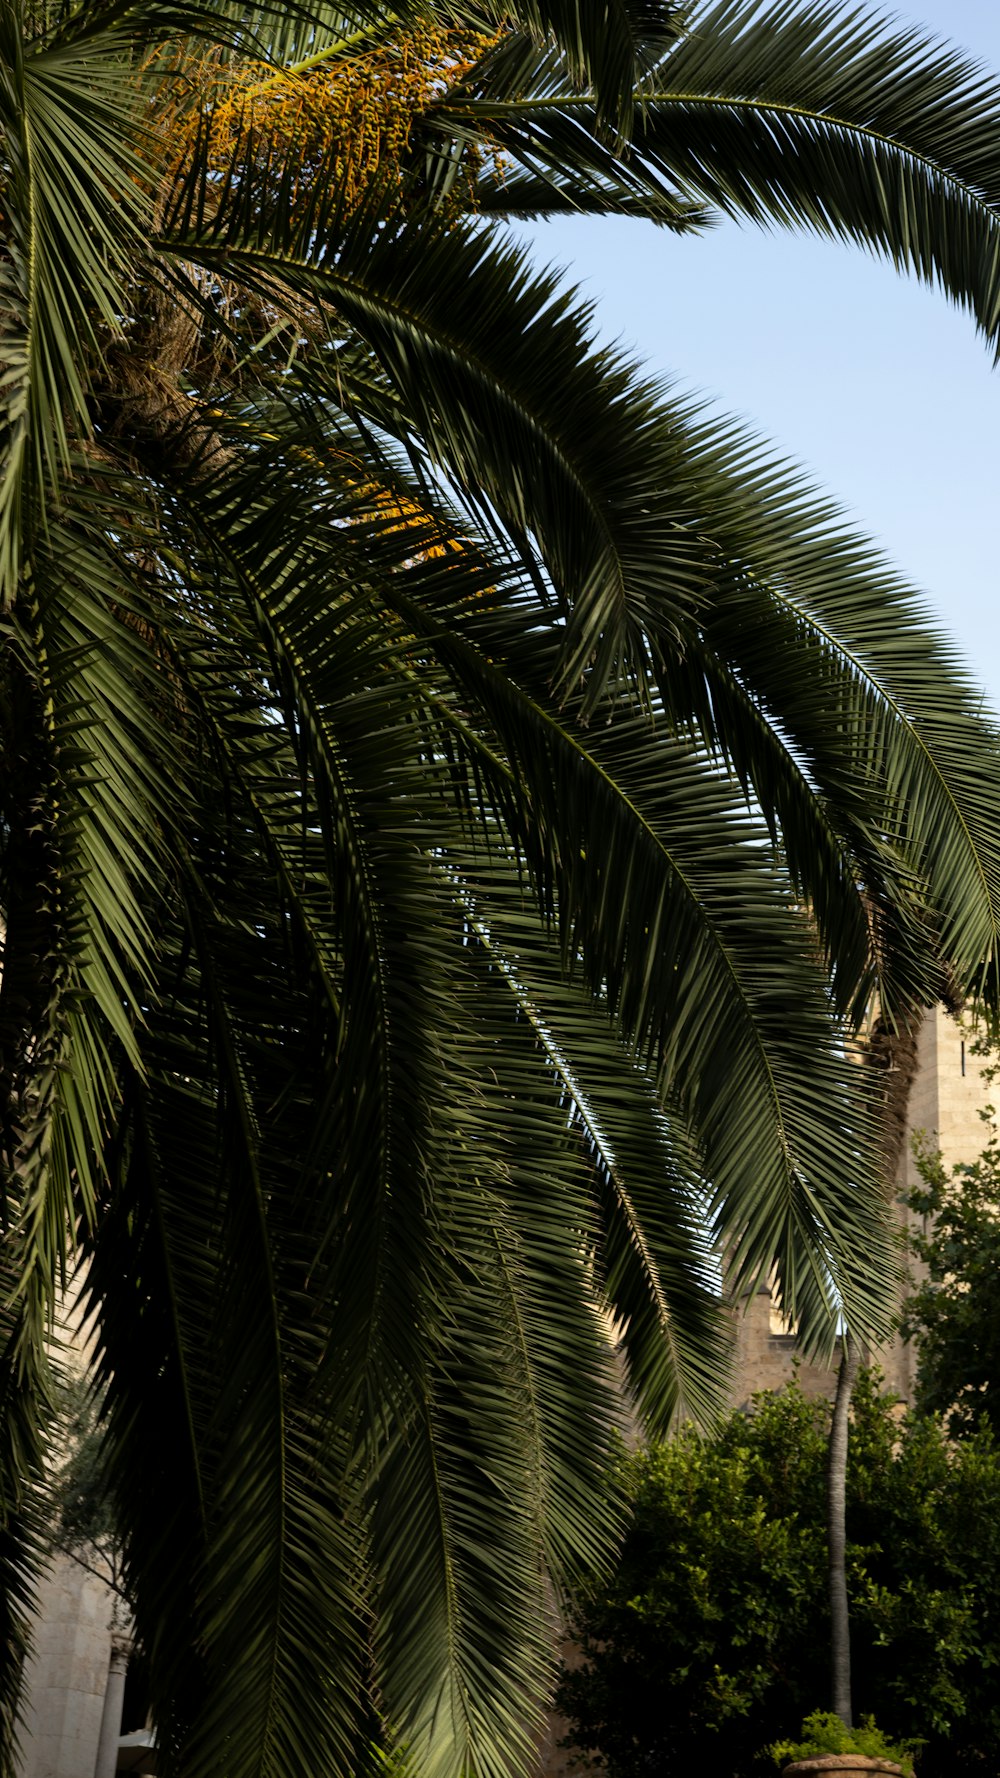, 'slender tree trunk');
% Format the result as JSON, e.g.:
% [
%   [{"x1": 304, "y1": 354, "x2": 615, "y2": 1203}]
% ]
[
  {"x1": 826, "y1": 1000, "x2": 932, "y2": 1721},
  {"x1": 828, "y1": 1332, "x2": 860, "y2": 1727}
]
